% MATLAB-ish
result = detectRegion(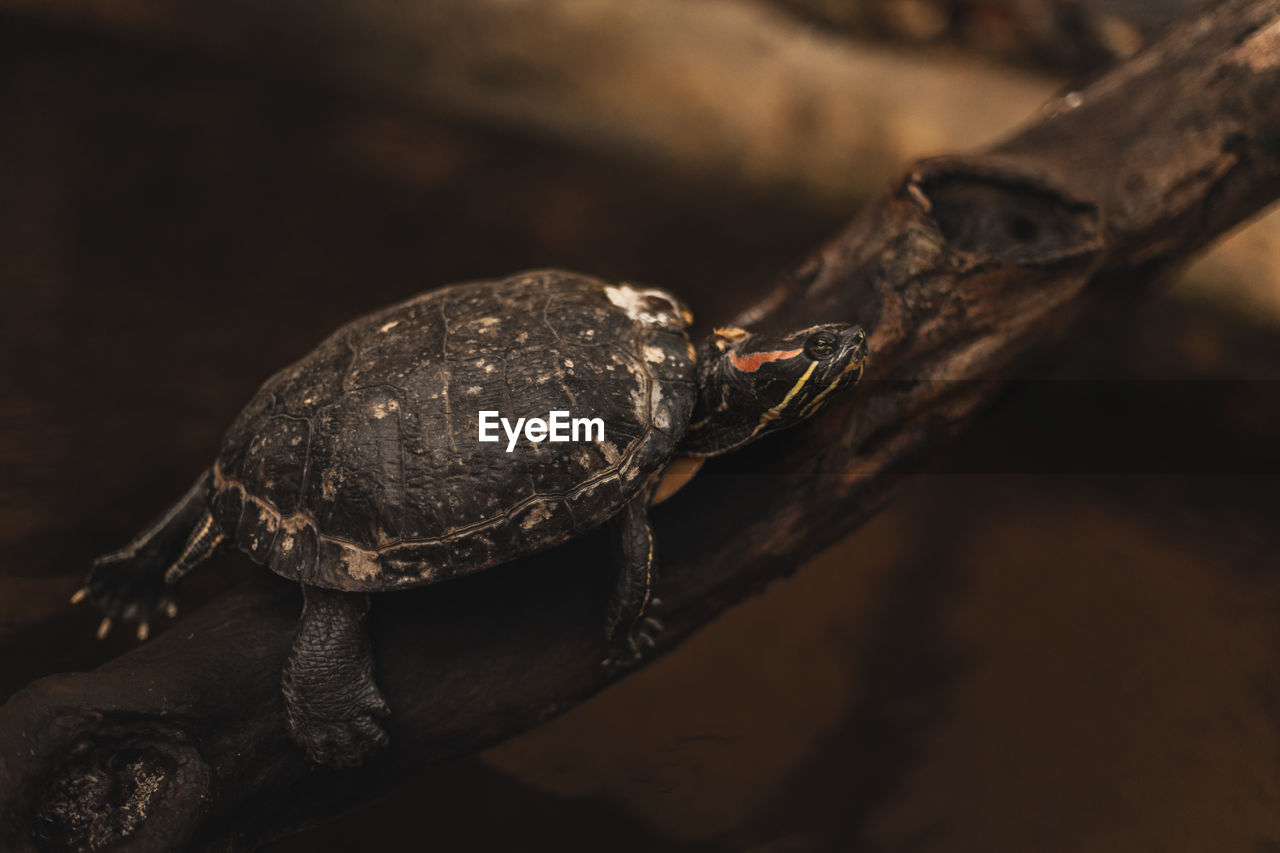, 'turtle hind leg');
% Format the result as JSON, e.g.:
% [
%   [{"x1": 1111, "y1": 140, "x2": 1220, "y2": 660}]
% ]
[
  {"x1": 76, "y1": 469, "x2": 218, "y2": 640},
  {"x1": 164, "y1": 510, "x2": 225, "y2": 584},
  {"x1": 603, "y1": 492, "x2": 663, "y2": 666},
  {"x1": 282, "y1": 584, "x2": 390, "y2": 768}
]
